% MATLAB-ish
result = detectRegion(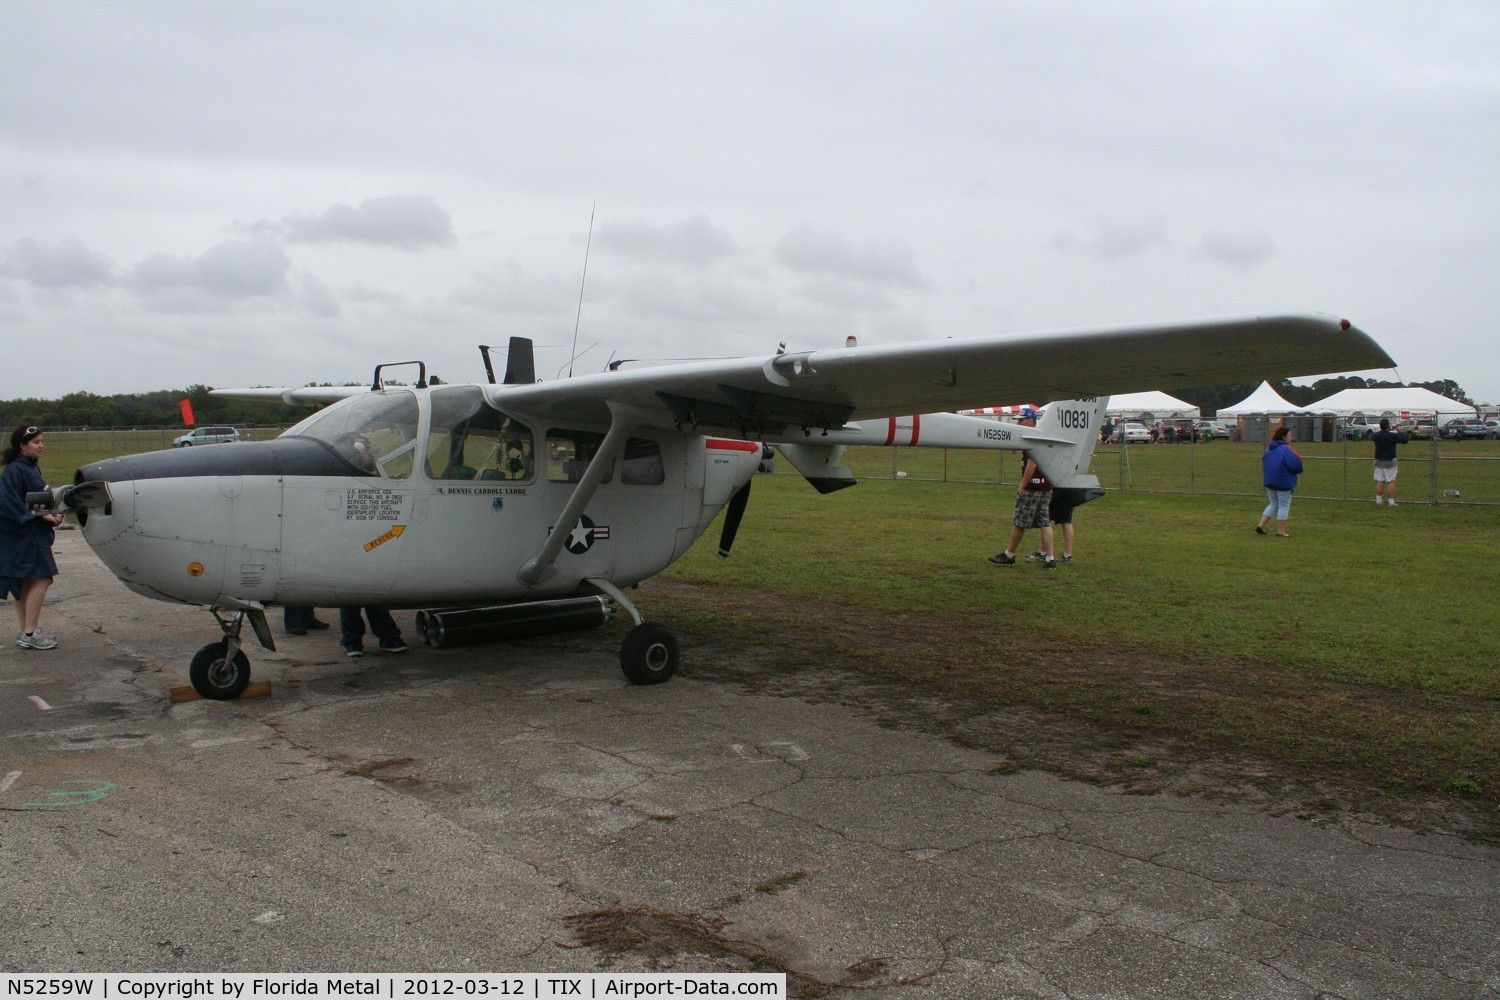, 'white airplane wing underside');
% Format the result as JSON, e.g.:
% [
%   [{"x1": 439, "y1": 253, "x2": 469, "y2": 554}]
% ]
[{"x1": 489, "y1": 313, "x2": 1392, "y2": 438}]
